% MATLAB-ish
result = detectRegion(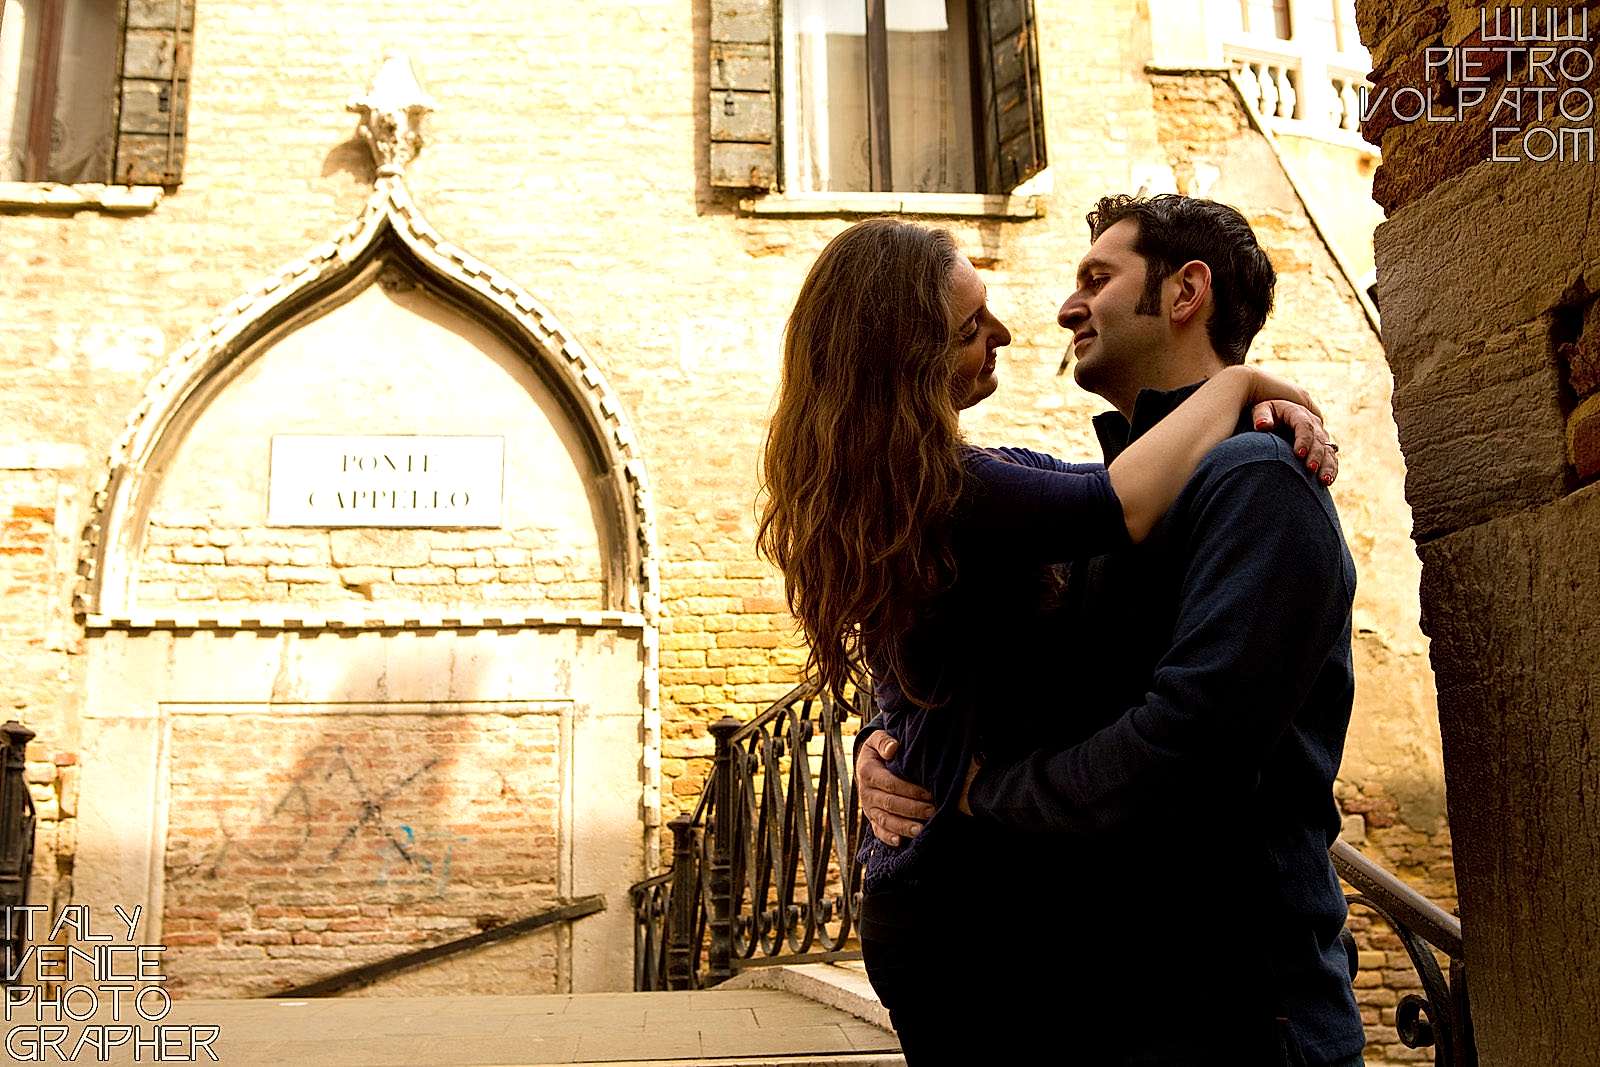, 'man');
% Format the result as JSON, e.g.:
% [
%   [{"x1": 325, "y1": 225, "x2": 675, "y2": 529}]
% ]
[{"x1": 855, "y1": 194, "x2": 1365, "y2": 1065}]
